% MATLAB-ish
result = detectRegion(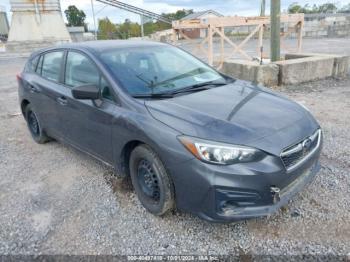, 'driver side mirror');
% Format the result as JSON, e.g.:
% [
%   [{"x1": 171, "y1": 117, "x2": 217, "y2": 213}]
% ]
[{"x1": 72, "y1": 84, "x2": 100, "y2": 100}]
